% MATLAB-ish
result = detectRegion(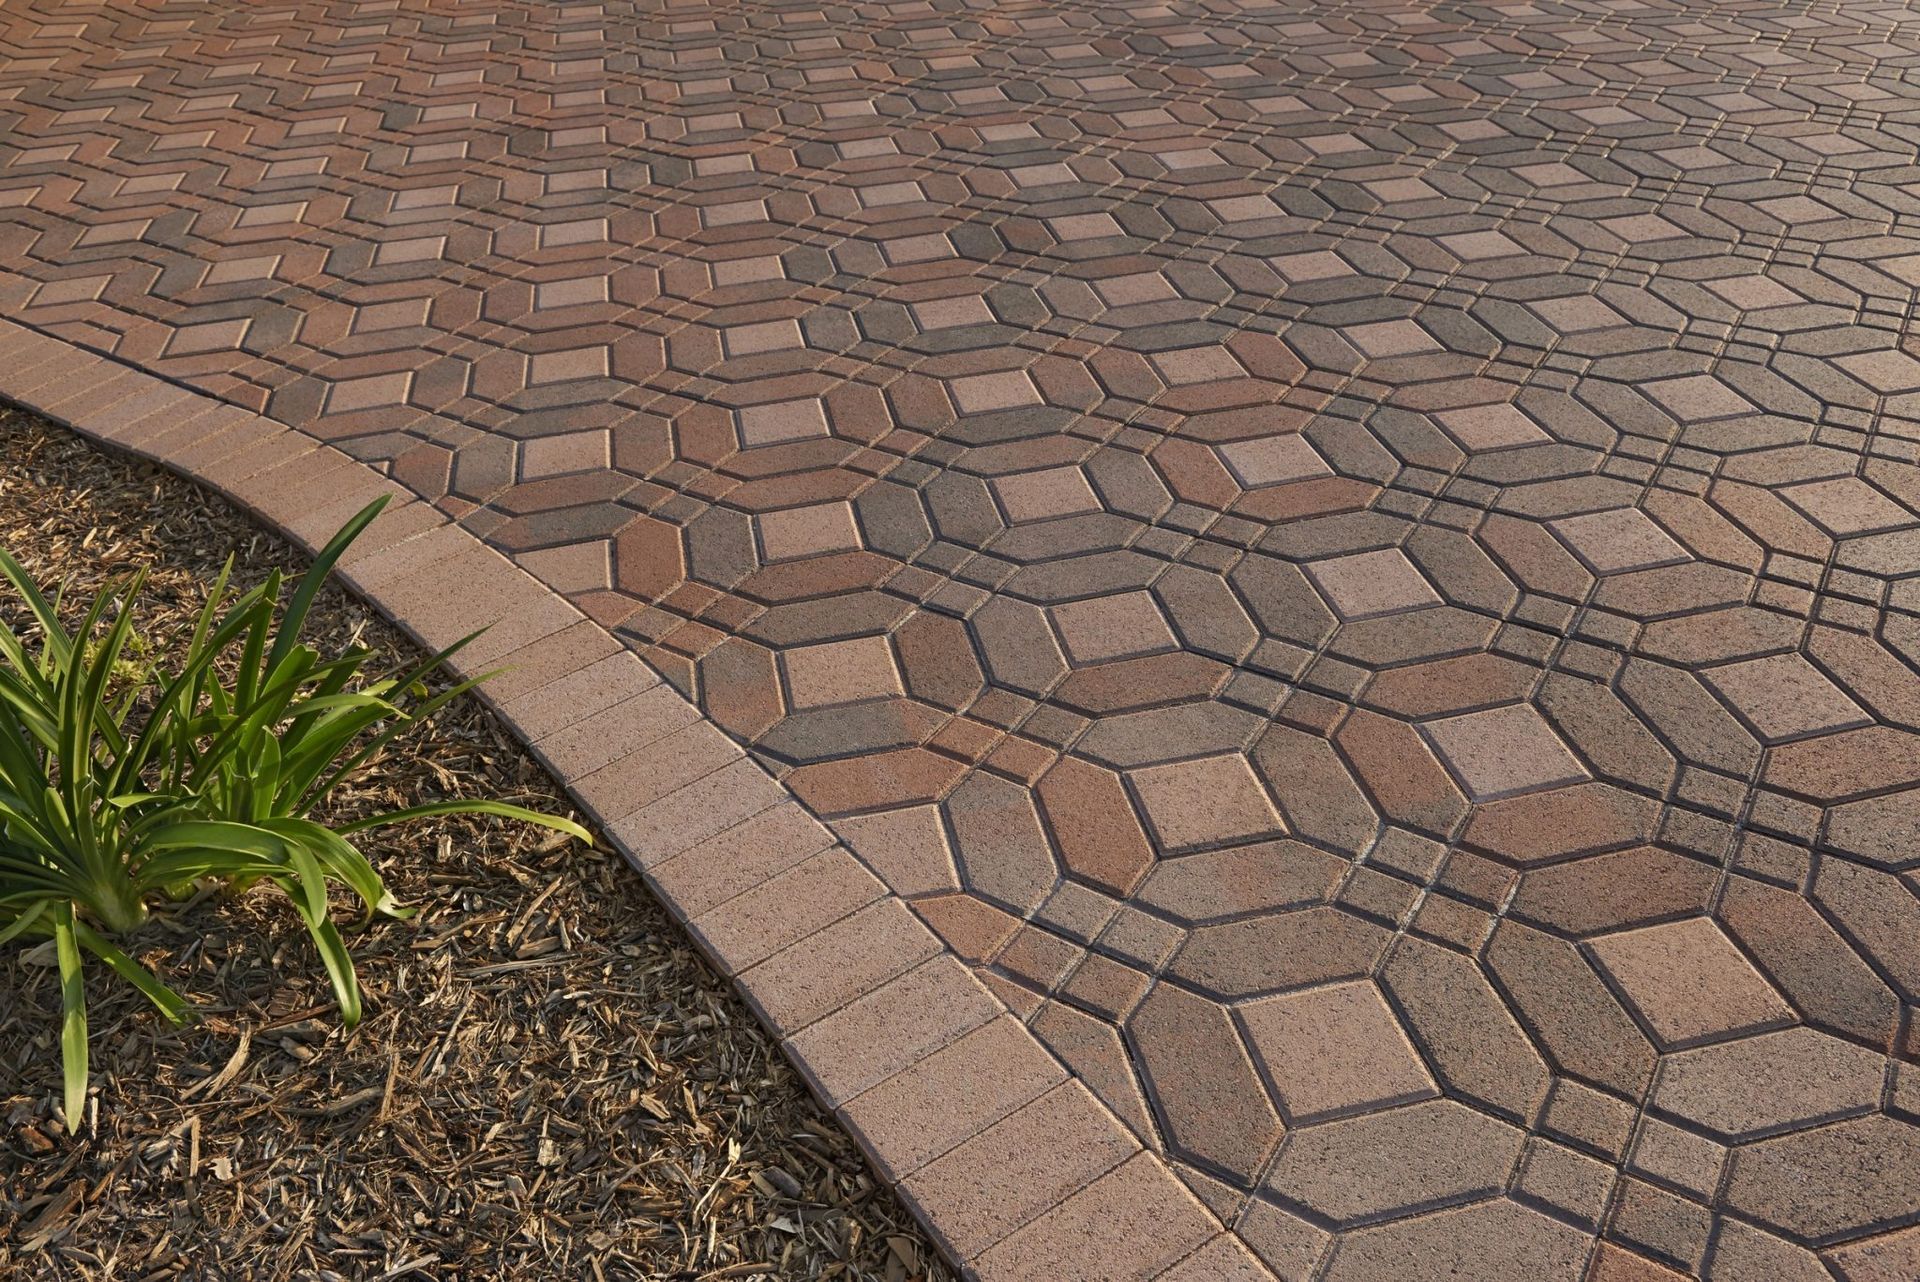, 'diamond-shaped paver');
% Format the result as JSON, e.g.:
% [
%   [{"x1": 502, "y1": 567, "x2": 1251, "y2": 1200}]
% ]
[
  {"x1": 1588, "y1": 917, "x2": 1793, "y2": 1048},
  {"x1": 1424, "y1": 705, "x2": 1589, "y2": 801},
  {"x1": 1128, "y1": 755, "x2": 1282, "y2": 854},
  {"x1": 1307, "y1": 549, "x2": 1440, "y2": 620},
  {"x1": 15, "y1": 0, "x2": 1920, "y2": 1270},
  {"x1": 1241, "y1": 980, "x2": 1437, "y2": 1122}
]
